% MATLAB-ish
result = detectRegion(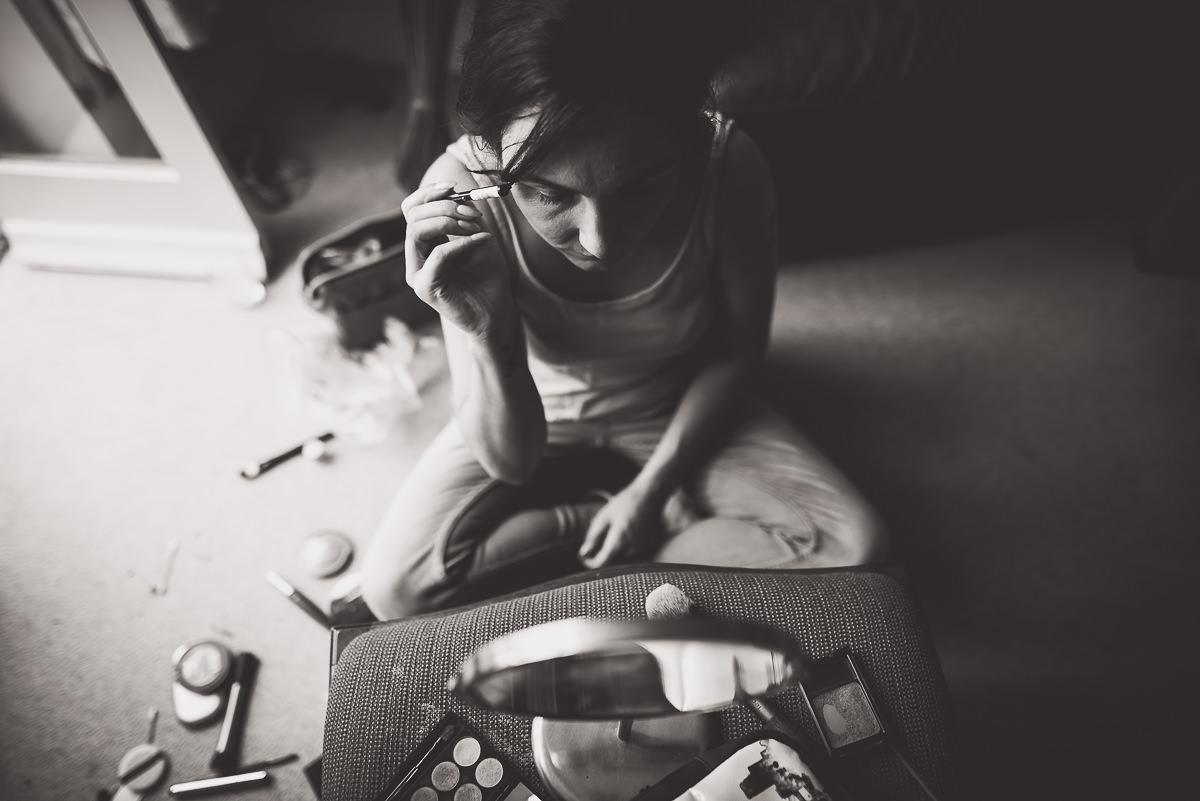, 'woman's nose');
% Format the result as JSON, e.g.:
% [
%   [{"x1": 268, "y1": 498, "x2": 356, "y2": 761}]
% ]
[{"x1": 576, "y1": 200, "x2": 617, "y2": 260}]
